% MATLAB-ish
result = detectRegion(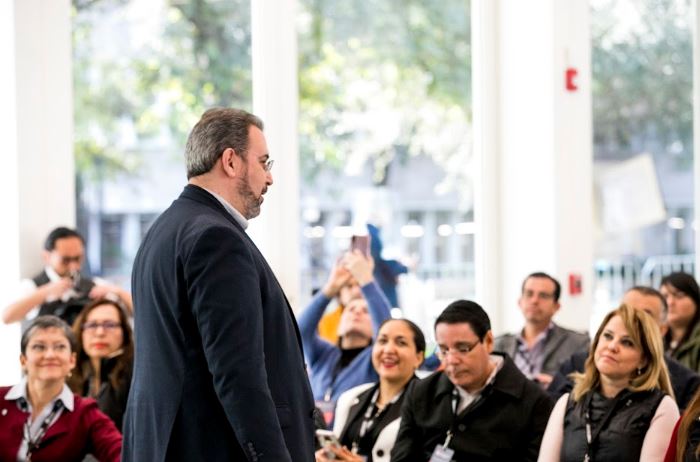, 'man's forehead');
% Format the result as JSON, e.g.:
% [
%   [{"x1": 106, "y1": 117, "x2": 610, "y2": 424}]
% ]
[
  {"x1": 248, "y1": 125, "x2": 268, "y2": 154},
  {"x1": 435, "y1": 322, "x2": 479, "y2": 342},
  {"x1": 524, "y1": 276, "x2": 555, "y2": 291},
  {"x1": 623, "y1": 291, "x2": 663, "y2": 316},
  {"x1": 52, "y1": 236, "x2": 84, "y2": 253}
]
